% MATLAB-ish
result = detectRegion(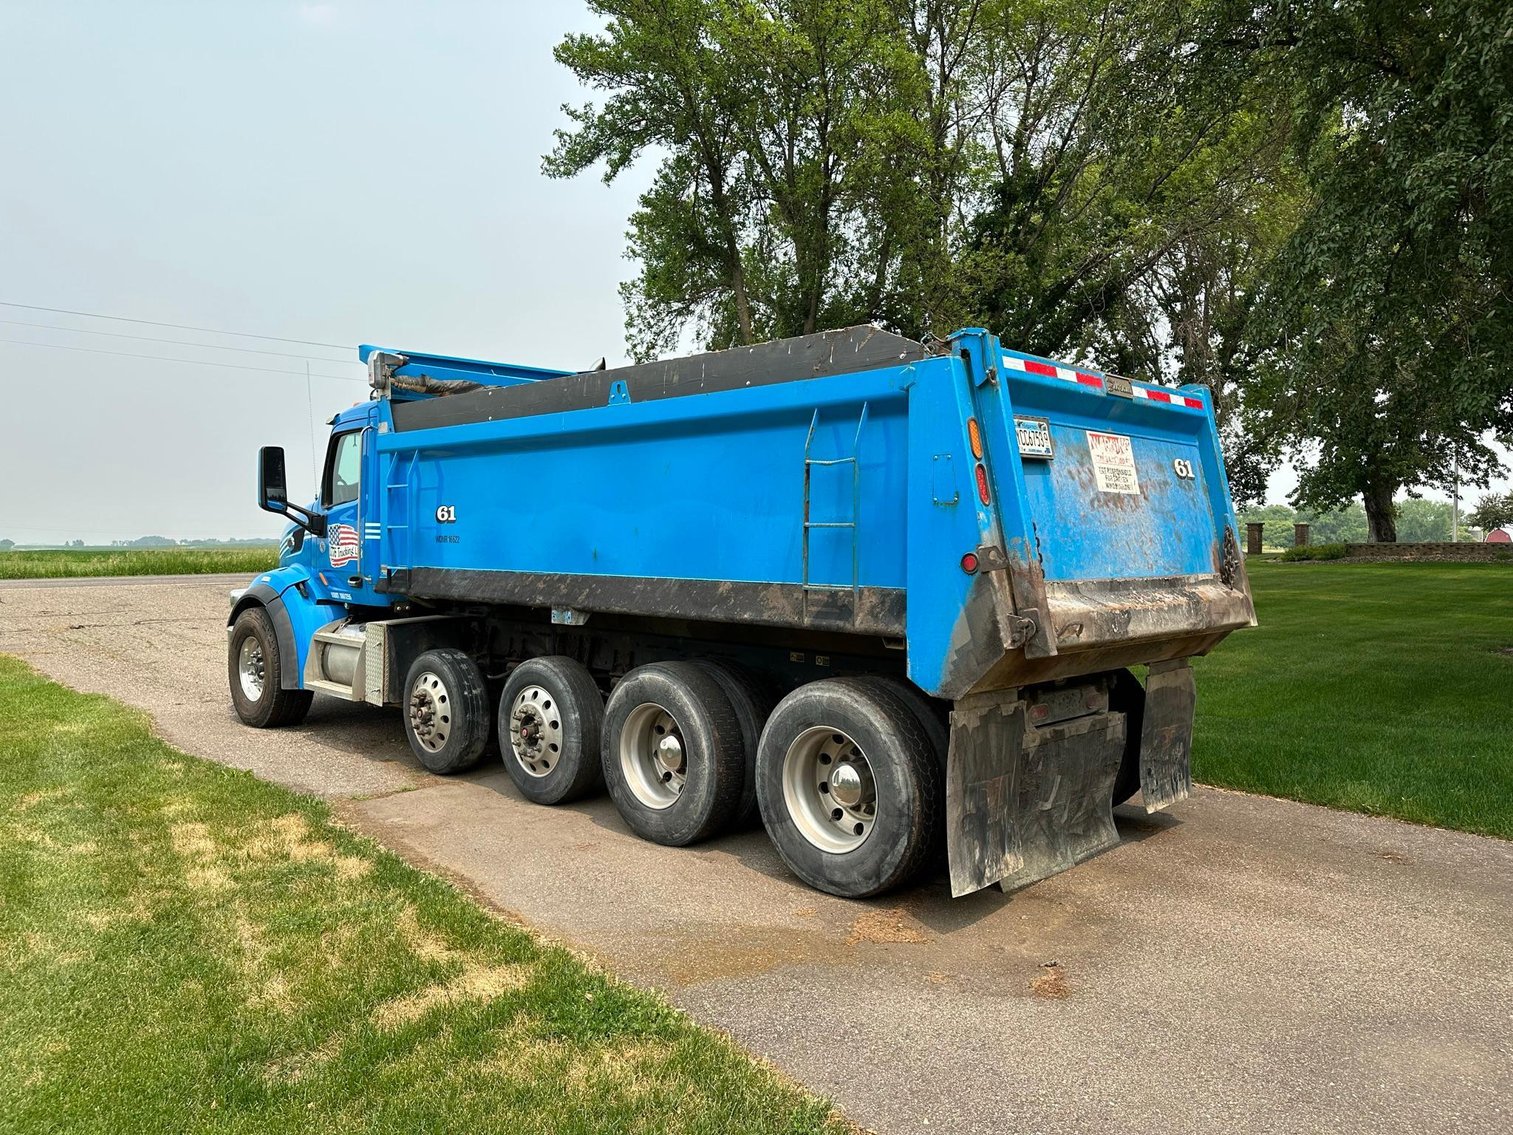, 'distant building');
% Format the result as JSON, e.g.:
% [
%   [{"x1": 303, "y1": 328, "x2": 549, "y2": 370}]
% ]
[{"x1": 1487, "y1": 528, "x2": 1511, "y2": 544}]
